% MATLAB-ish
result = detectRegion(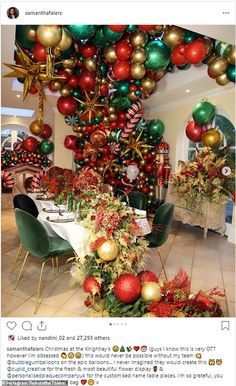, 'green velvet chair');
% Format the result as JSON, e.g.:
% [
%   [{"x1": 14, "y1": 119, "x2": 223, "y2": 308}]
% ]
[
  {"x1": 14, "y1": 208, "x2": 74, "y2": 314},
  {"x1": 145, "y1": 203, "x2": 174, "y2": 280},
  {"x1": 128, "y1": 192, "x2": 147, "y2": 210}
]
